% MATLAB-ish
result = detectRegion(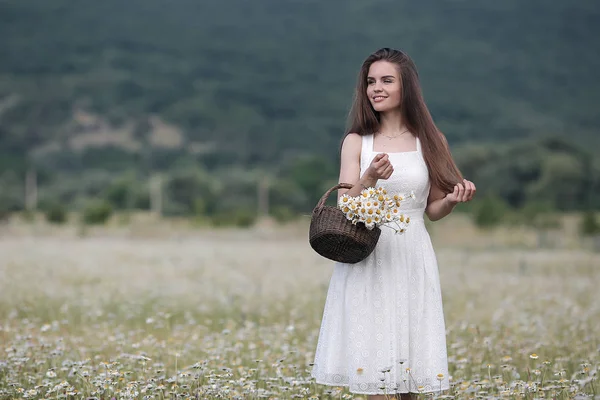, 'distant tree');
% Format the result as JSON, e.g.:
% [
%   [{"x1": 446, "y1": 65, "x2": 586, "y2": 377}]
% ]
[
  {"x1": 0, "y1": 171, "x2": 23, "y2": 212},
  {"x1": 517, "y1": 200, "x2": 562, "y2": 248},
  {"x1": 473, "y1": 194, "x2": 508, "y2": 229},
  {"x1": 519, "y1": 201, "x2": 559, "y2": 230},
  {"x1": 0, "y1": 199, "x2": 11, "y2": 223},
  {"x1": 269, "y1": 179, "x2": 309, "y2": 213},
  {"x1": 580, "y1": 210, "x2": 600, "y2": 237},
  {"x1": 164, "y1": 168, "x2": 220, "y2": 216},
  {"x1": 105, "y1": 173, "x2": 149, "y2": 210},
  {"x1": 282, "y1": 155, "x2": 337, "y2": 211},
  {"x1": 82, "y1": 200, "x2": 113, "y2": 225},
  {"x1": 526, "y1": 153, "x2": 585, "y2": 211},
  {"x1": 580, "y1": 210, "x2": 600, "y2": 252},
  {"x1": 45, "y1": 203, "x2": 68, "y2": 224},
  {"x1": 271, "y1": 206, "x2": 296, "y2": 224},
  {"x1": 211, "y1": 208, "x2": 257, "y2": 228}
]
